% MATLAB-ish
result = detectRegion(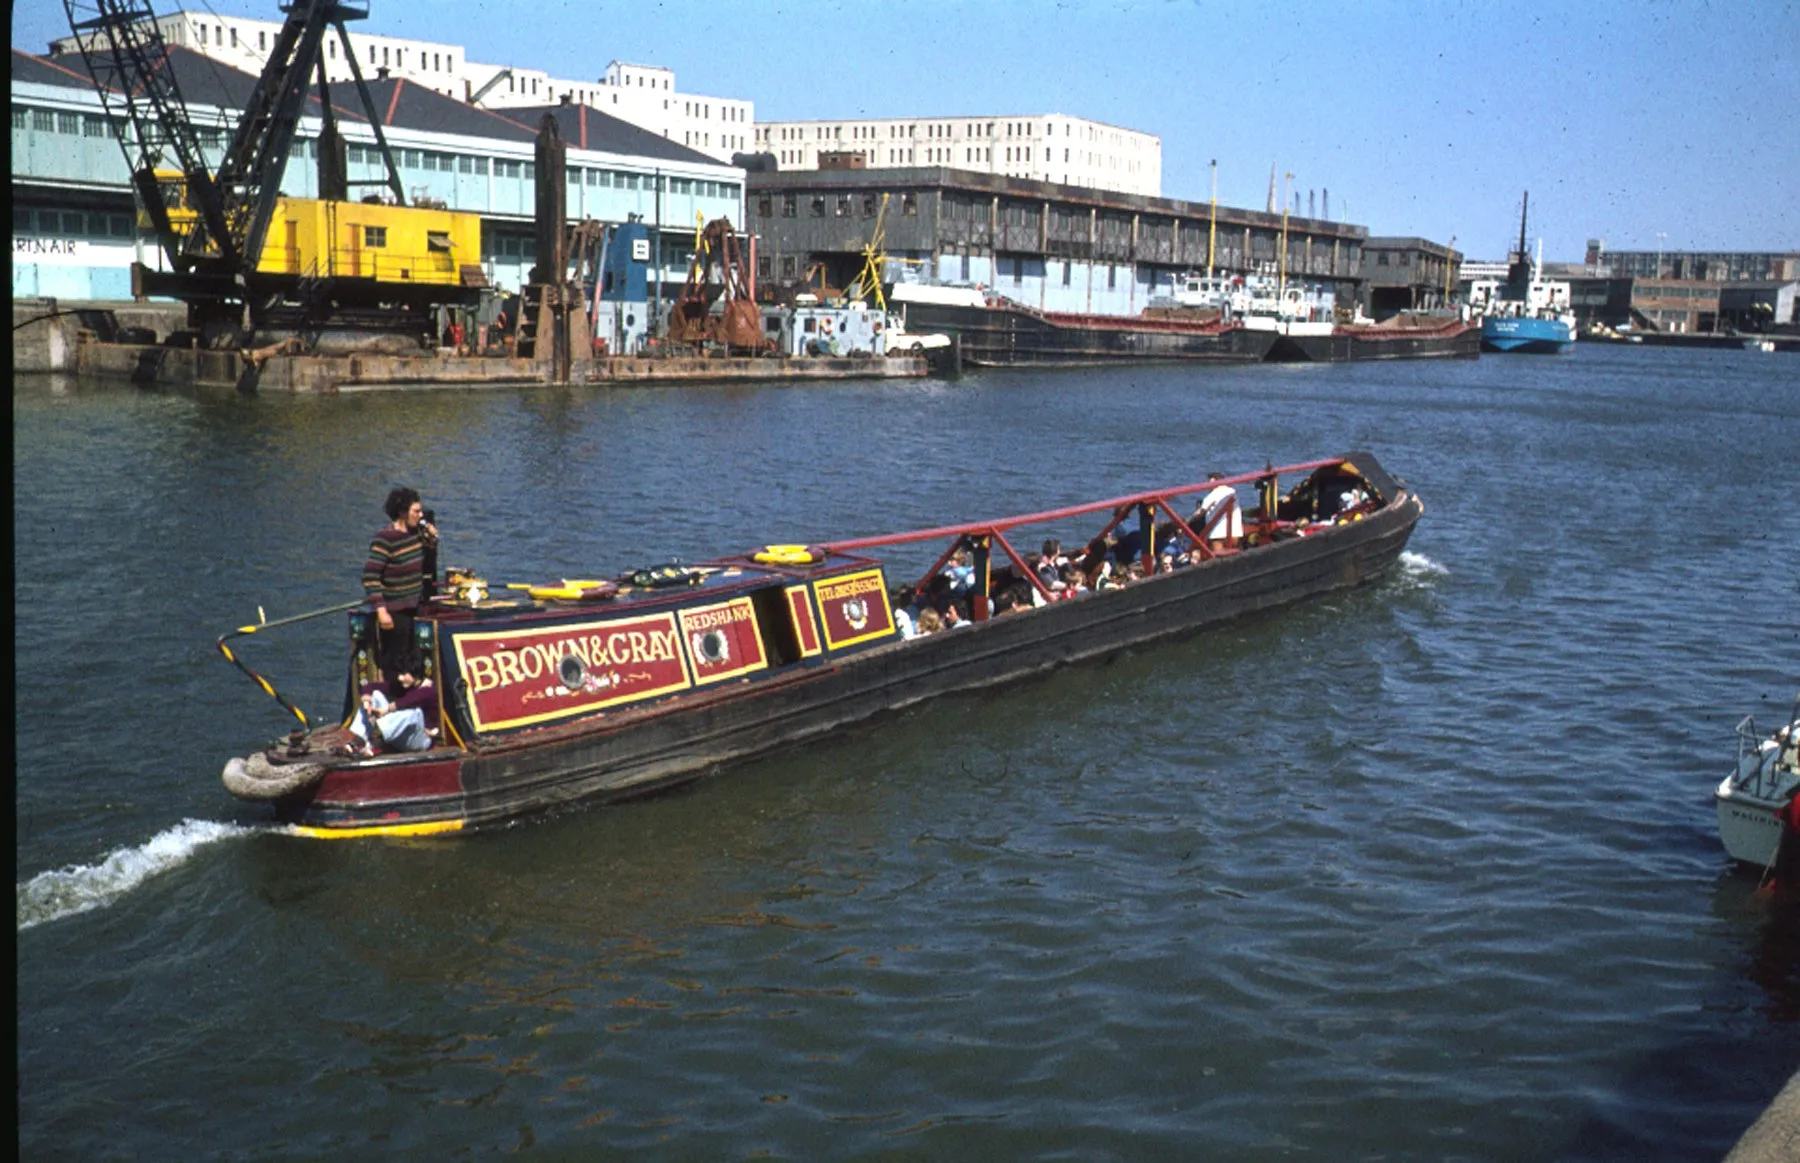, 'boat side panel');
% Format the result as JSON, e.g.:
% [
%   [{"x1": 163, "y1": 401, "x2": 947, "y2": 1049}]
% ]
[
  {"x1": 308, "y1": 758, "x2": 465, "y2": 808},
  {"x1": 440, "y1": 500, "x2": 1419, "y2": 829}
]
